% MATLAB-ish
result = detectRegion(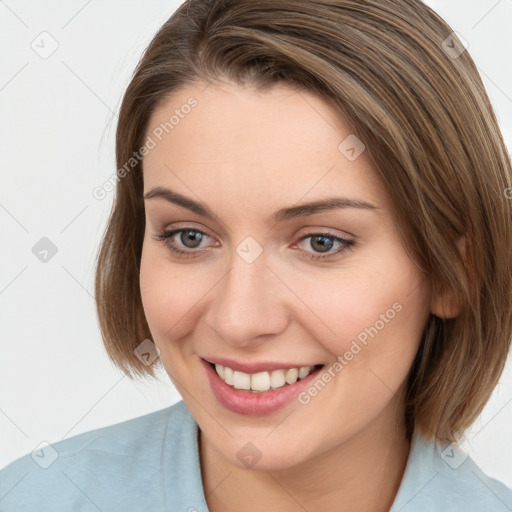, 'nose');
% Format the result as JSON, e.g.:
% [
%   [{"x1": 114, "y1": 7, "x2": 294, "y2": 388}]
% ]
[{"x1": 204, "y1": 249, "x2": 289, "y2": 347}]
